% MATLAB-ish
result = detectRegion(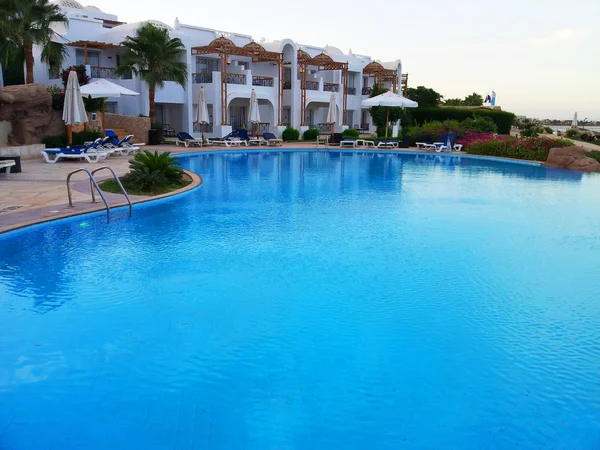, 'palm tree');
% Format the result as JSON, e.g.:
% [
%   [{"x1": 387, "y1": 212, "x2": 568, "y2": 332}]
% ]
[
  {"x1": 115, "y1": 24, "x2": 188, "y2": 123},
  {"x1": 0, "y1": 0, "x2": 68, "y2": 84}
]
